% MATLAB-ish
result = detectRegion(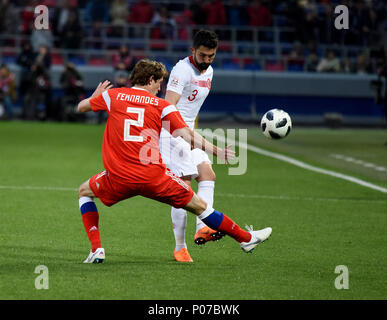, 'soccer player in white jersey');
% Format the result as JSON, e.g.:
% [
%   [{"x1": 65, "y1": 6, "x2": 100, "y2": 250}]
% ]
[{"x1": 160, "y1": 30, "x2": 223, "y2": 262}]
